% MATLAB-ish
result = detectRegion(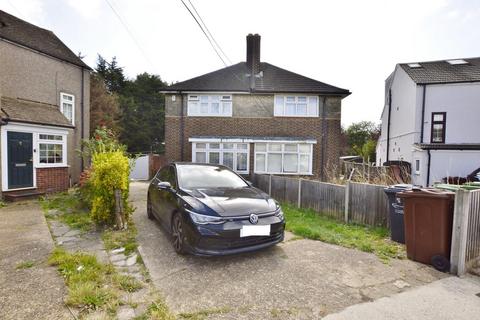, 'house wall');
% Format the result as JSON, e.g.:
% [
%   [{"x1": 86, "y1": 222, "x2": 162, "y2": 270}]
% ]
[
  {"x1": 0, "y1": 39, "x2": 90, "y2": 189},
  {"x1": 164, "y1": 93, "x2": 343, "y2": 178},
  {"x1": 429, "y1": 150, "x2": 480, "y2": 185},
  {"x1": 422, "y1": 82, "x2": 480, "y2": 144},
  {"x1": 376, "y1": 66, "x2": 419, "y2": 165}
]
